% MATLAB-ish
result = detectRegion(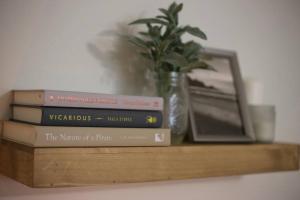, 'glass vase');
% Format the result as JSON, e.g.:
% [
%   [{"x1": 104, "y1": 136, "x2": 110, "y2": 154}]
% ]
[{"x1": 157, "y1": 72, "x2": 189, "y2": 144}]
